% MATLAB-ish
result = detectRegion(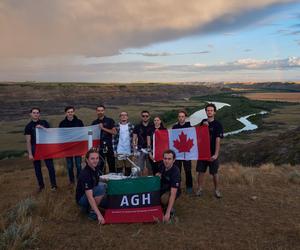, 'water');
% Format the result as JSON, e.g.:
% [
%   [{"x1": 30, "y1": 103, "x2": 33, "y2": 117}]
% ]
[
  {"x1": 187, "y1": 101, "x2": 231, "y2": 126},
  {"x1": 187, "y1": 101, "x2": 267, "y2": 135},
  {"x1": 224, "y1": 111, "x2": 268, "y2": 136}
]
